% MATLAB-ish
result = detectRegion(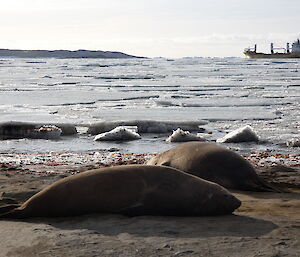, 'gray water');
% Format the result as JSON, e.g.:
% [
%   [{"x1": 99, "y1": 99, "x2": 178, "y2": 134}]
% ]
[{"x1": 0, "y1": 57, "x2": 299, "y2": 154}]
